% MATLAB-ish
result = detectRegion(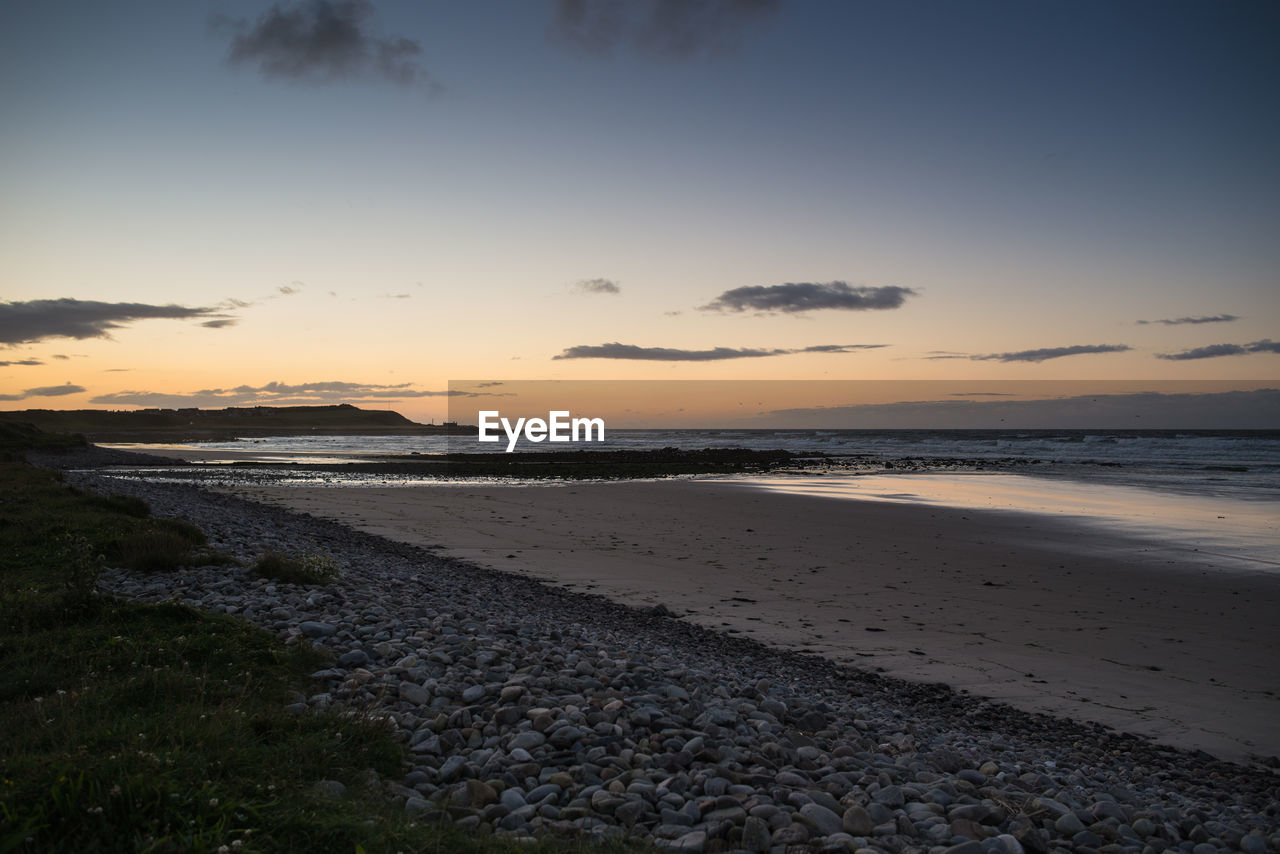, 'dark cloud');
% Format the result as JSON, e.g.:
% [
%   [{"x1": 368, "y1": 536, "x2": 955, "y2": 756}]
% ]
[
  {"x1": 572, "y1": 278, "x2": 621, "y2": 295},
  {"x1": 1156, "y1": 339, "x2": 1280, "y2": 360},
  {"x1": 700, "y1": 282, "x2": 915, "y2": 314},
  {"x1": 553, "y1": 342, "x2": 883, "y2": 361},
  {"x1": 970, "y1": 344, "x2": 1132, "y2": 363},
  {"x1": 89, "y1": 380, "x2": 480, "y2": 408},
  {"x1": 1136, "y1": 314, "x2": 1239, "y2": 326},
  {"x1": 52, "y1": 354, "x2": 71, "y2": 360},
  {"x1": 553, "y1": 0, "x2": 781, "y2": 59},
  {"x1": 0, "y1": 299, "x2": 230, "y2": 345},
  {"x1": 216, "y1": 0, "x2": 436, "y2": 89},
  {"x1": 0, "y1": 382, "x2": 86, "y2": 402},
  {"x1": 561, "y1": 0, "x2": 780, "y2": 58},
  {"x1": 0, "y1": 359, "x2": 42, "y2": 367},
  {"x1": 200, "y1": 319, "x2": 239, "y2": 329},
  {"x1": 948, "y1": 392, "x2": 1016, "y2": 397}
]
